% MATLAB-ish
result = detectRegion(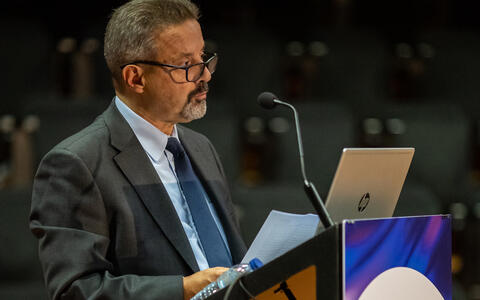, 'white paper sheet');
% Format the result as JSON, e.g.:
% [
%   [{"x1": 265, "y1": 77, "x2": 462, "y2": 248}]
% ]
[{"x1": 242, "y1": 210, "x2": 320, "y2": 264}]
